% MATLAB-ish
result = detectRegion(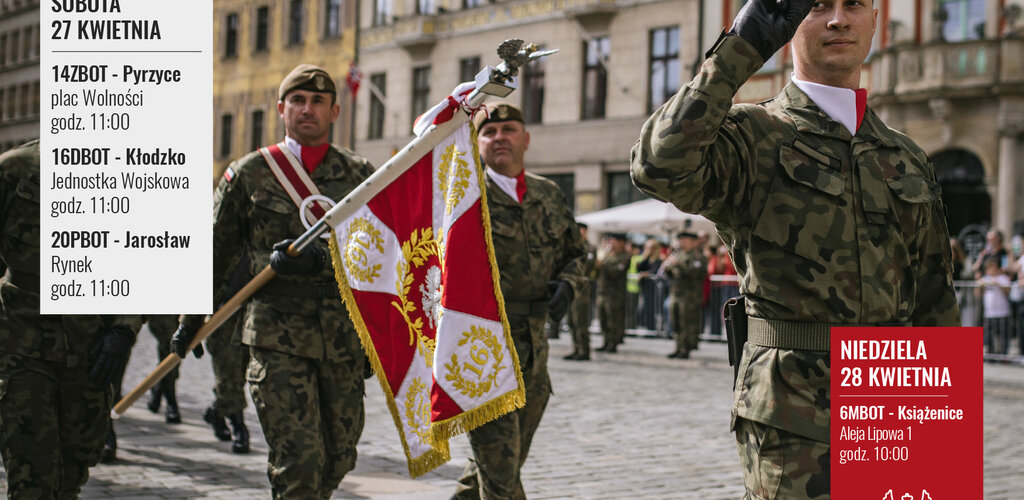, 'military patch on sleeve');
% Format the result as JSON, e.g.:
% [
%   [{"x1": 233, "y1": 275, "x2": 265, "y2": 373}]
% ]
[{"x1": 223, "y1": 166, "x2": 235, "y2": 182}]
